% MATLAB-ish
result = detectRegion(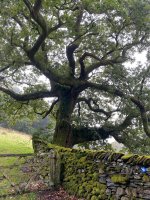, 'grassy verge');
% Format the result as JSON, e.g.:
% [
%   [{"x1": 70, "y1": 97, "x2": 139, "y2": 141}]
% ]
[
  {"x1": 0, "y1": 128, "x2": 33, "y2": 154},
  {"x1": 0, "y1": 128, "x2": 36, "y2": 200}
]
